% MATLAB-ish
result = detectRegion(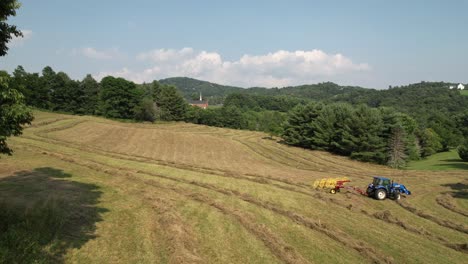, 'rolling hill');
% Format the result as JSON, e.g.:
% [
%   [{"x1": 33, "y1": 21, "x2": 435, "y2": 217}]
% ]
[
  {"x1": 0, "y1": 111, "x2": 467, "y2": 263},
  {"x1": 159, "y1": 77, "x2": 369, "y2": 103},
  {"x1": 161, "y1": 78, "x2": 468, "y2": 118}
]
